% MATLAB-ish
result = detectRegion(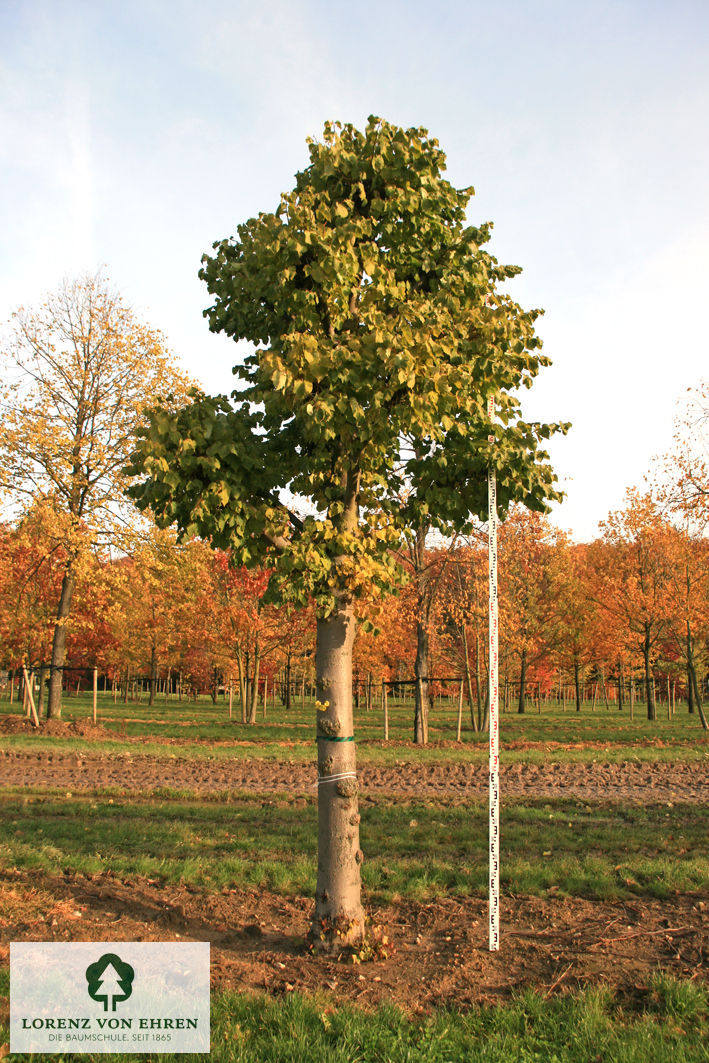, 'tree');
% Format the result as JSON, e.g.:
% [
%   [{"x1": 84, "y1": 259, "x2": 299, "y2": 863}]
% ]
[
  {"x1": 654, "y1": 380, "x2": 709, "y2": 724},
  {"x1": 0, "y1": 274, "x2": 191, "y2": 717},
  {"x1": 551, "y1": 540, "x2": 609, "y2": 713},
  {"x1": 661, "y1": 380, "x2": 709, "y2": 523},
  {"x1": 128, "y1": 116, "x2": 567, "y2": 948},
  {"x1": 441, "y1": 534, "x2": 494, "y2": 731},
  {"x1": 496, "y1": 508, "x2": 561, "y2": 712},
  {"x1": 0, "y1": 503, "x2": 65, "y2": 675},
  {"x1": 589, "y1": 491, "x2": 675, "y2": 721}
]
